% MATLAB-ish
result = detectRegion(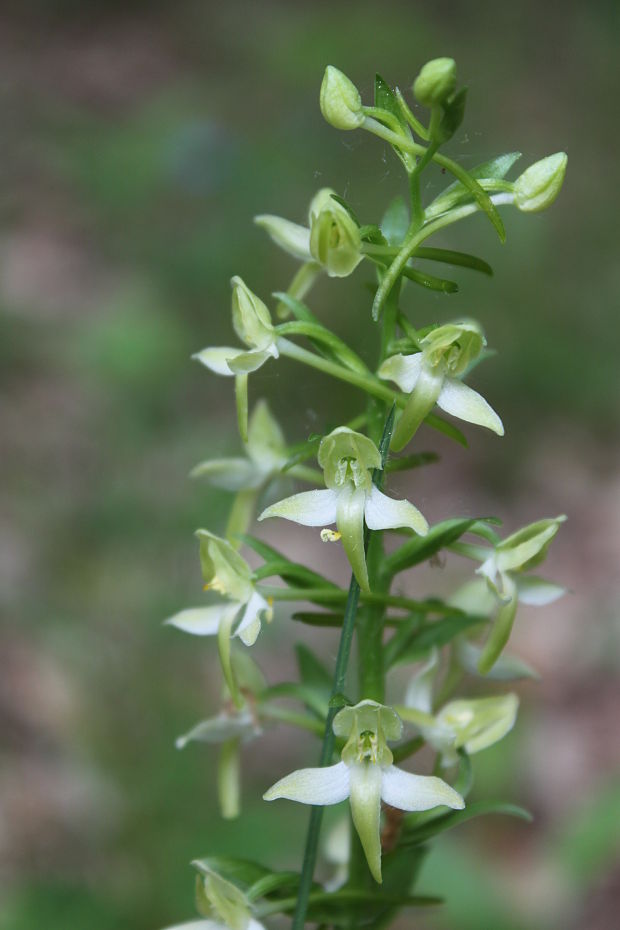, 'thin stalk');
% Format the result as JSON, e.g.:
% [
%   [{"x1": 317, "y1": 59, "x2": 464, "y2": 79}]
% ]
[
  {"x1": 259, "y1": 585, "x2": 449, "y2": 614},
  {"x1": 290, "y1": 410, "x2": 395, "y2": 930}
]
